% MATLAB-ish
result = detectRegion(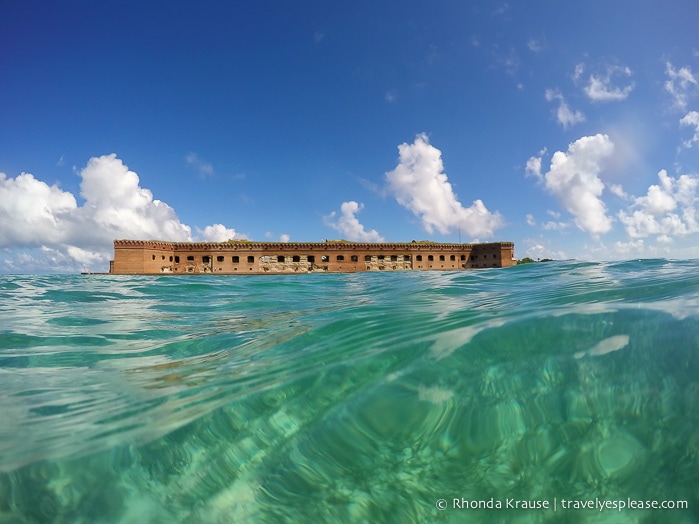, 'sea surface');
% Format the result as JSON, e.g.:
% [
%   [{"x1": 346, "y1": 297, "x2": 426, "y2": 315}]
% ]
[{"x1": 1, "y1": 260, "x2": 699, "y2": 523}]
